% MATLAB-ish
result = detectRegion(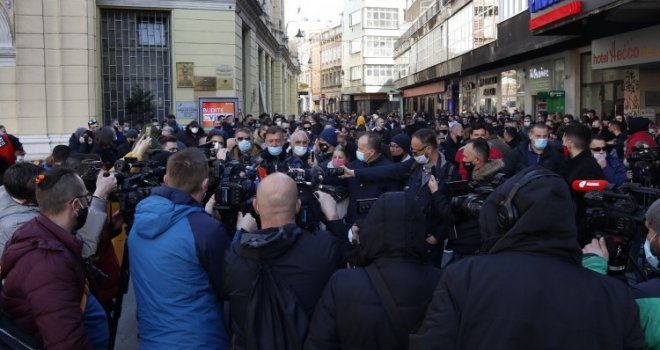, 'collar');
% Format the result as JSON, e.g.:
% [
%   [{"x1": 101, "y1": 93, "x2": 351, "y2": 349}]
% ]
[{"x1": 35, "y1": 214, "x2": 83, "y2": 257}]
